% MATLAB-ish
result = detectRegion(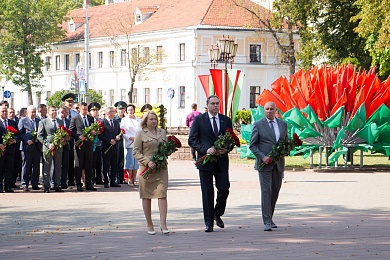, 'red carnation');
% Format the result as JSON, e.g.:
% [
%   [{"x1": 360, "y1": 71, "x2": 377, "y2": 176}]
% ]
[
  {"x1": 59, "y1": 125, "x2": 71, "y2": 136},
  {"x1": 6, "y1": 125, "x2": 18, "y2": 134}
]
